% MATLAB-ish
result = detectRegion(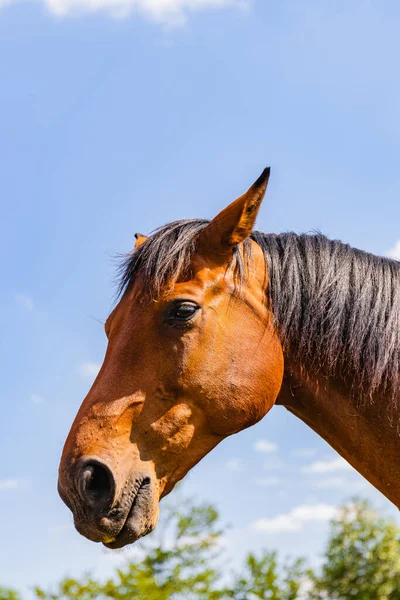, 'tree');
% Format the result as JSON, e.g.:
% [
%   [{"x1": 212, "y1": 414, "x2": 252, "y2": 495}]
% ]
[
  {"x1": 34, "y1": 500, "x2": 226, "y2": 600},
  {"x1": 0, "y1": 589, "x2": 21, "y2": 600},
  {"x1": 12, "y1": 497, "x2": 400, "y2": 599},
  {"x1": 311, "y1": 499, "x2": 400, "y2": 600},
  {"x1": 229, "y1": 552, "x2": 309, "y2": 600},
  {"x1": 32, "y1": 498, "x2": 308, "y2": 600}
]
